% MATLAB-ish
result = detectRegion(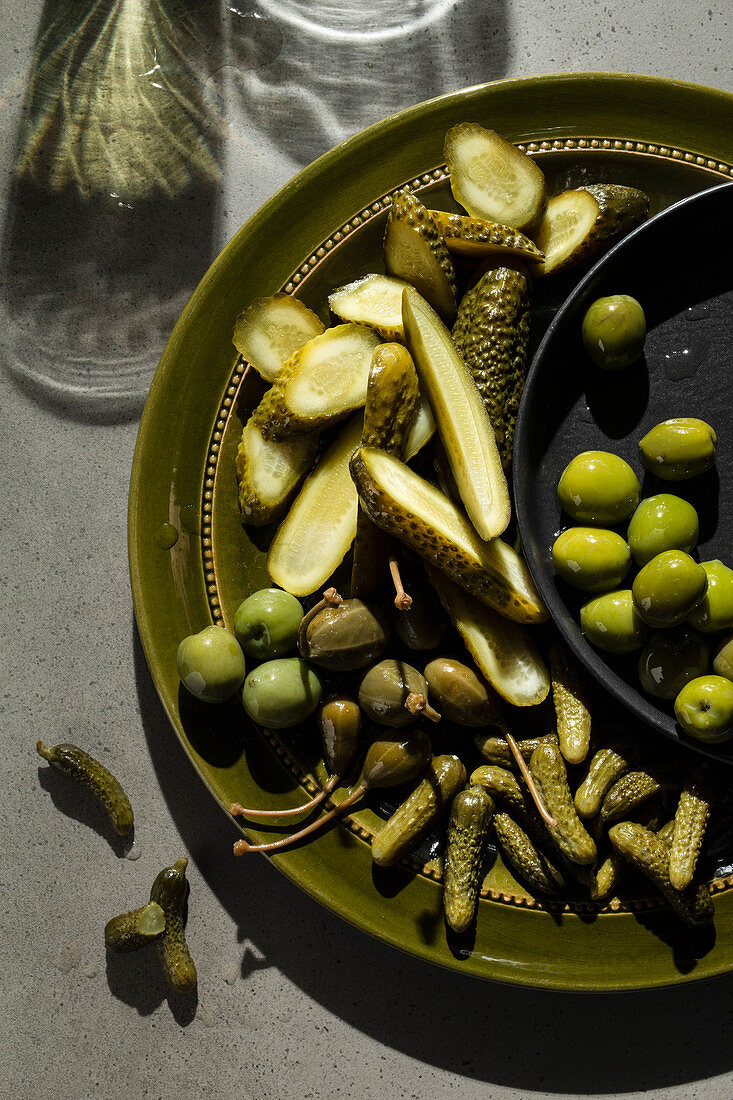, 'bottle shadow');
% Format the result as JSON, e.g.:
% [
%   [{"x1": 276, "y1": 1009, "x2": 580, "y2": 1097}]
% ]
[{"x1": 134, "y1": 621, "x2": 733, "y2": 1093}]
